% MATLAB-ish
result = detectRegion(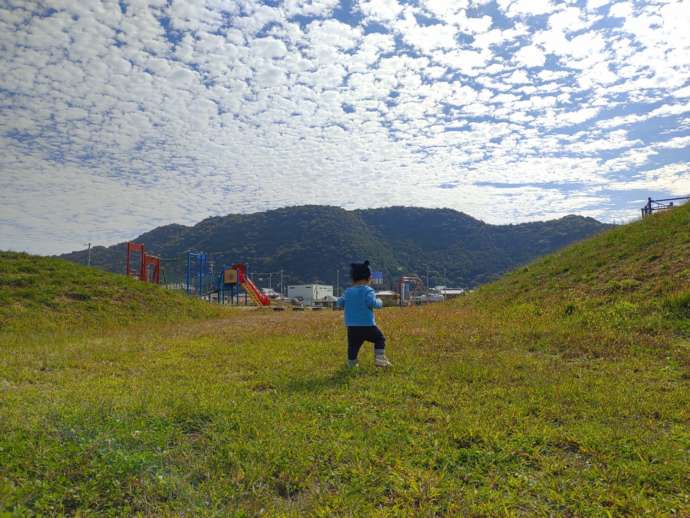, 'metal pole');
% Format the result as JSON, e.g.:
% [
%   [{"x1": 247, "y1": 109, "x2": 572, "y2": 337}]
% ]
[
  {"x1": 86, "y1": 243, "x2": 92, "y2": 267},
  {"x1": 280, "y1": 269, "x2": 284, "y2": 295},
  {"x1": 186, "y1": 253, "x2": 190, "y2": 295},
  {"x1": 336, "y1": 269, "x2": 339, "y2": 297}
]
